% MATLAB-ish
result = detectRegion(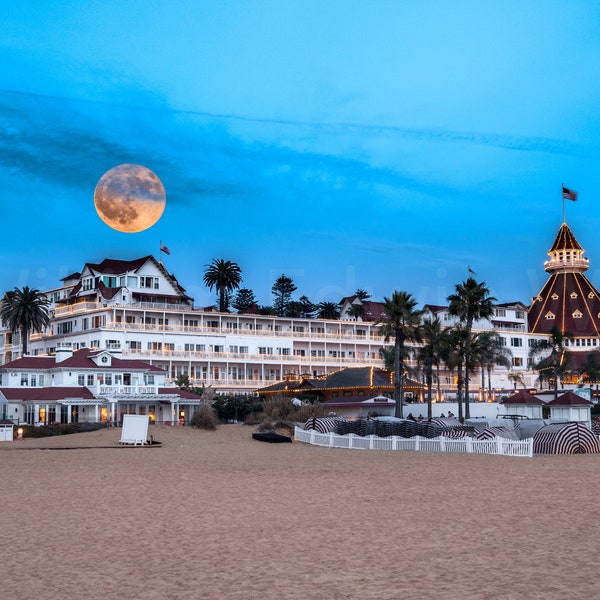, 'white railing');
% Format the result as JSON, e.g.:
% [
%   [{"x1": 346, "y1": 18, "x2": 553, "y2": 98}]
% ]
[
  {"x1": 95, "y1": 385, "x2": 158, "y2": 396},
  {"x1": 294, "y1": 427, "x2": 534, "y2": 458}
]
